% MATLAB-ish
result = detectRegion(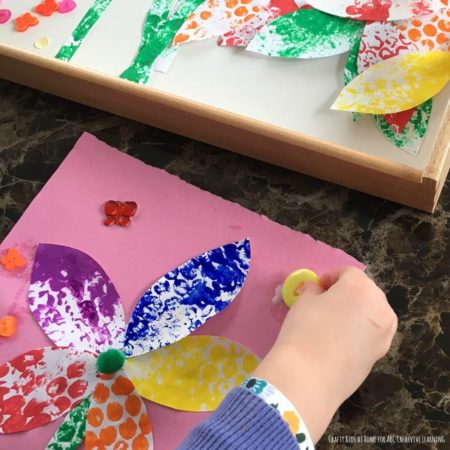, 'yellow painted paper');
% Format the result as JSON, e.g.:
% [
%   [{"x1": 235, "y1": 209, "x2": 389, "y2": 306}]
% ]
[
  {"x1": 332, "y1": 51, "x2": 450, "y2": 114},
  {"x1": 125, "y1": 335, "x2": 260, "y2": 412}
]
